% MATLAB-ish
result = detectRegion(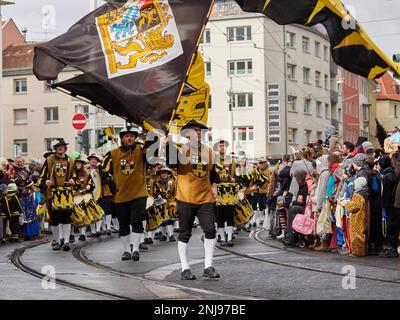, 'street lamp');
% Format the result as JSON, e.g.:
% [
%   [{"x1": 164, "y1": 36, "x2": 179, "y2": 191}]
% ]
[{"x1": 0, "y1": 1, "x2": 14, "y2": 156}]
